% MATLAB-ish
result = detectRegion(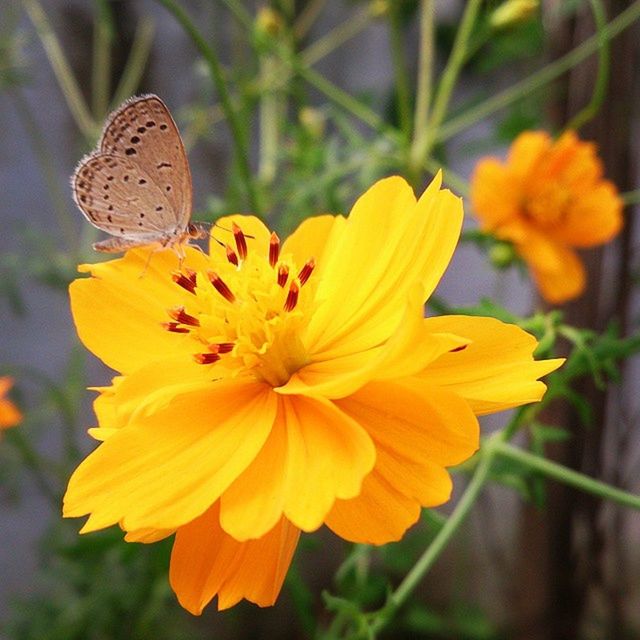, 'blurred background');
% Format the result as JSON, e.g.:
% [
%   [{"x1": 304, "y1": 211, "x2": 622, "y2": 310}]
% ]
[{"x1": 1, "y1": 1, "x2": 639, "y2": 638}]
